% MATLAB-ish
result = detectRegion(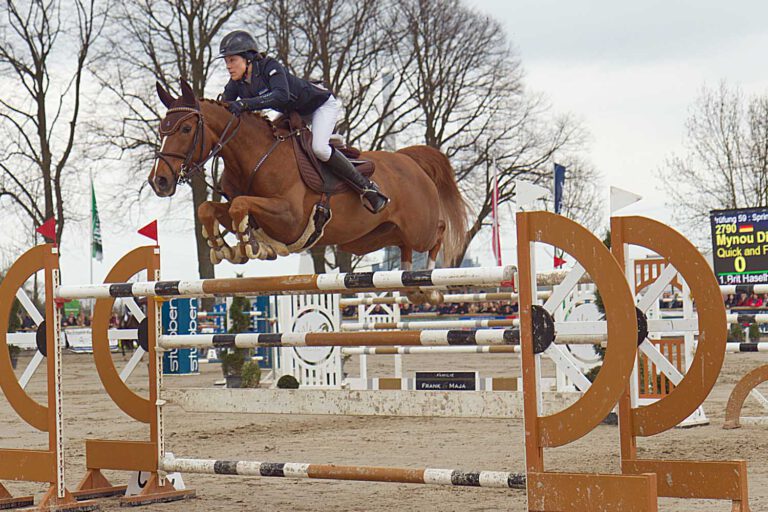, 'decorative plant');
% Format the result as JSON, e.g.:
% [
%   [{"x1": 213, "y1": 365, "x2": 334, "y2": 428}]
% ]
[
  {"x1": 241, "y1": 361, "x2": 261, "y2": 388},
  {"x1": 277, "y1": 375, "x2": 300, "y2": 389}
]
